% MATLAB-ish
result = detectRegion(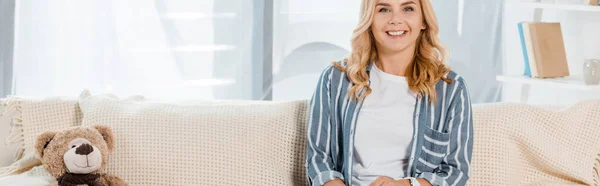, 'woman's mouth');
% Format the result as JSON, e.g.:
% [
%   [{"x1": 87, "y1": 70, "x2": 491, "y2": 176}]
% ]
[{"x1": 386, "y1": 31, "x2": 407, "y2": 38}]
